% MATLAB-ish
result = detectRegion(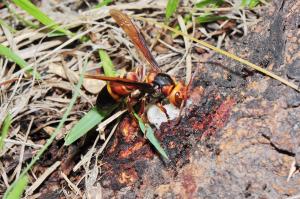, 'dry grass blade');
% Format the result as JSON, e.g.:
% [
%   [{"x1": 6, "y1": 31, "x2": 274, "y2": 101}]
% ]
[
  {"x1": 96, "y1": 122, "x2": 119, "y2": 157},
  {"x1": 177, "y1": 15, "x2": 192, "y2": 84},
  {"x1": 61, "y1": 172, "x2": 82, "y2": 196},
  {"x1": 96, "y1": 109, "x2": 126, "y2": 132},
  {"x1": 4, "y1": 2, "x2": 39, "y2": 29},
  {"x1": 0, "y1": 78, "x2": 20, "y2": 87},
  {"x1": 133, "y1": 15, "x2": 300, "y2": 92},
  {"x1": 0, "y1": 18, "x2": 16, "y2": 34},
  {"x1": 26, "y1": 161, "x2": 61, "y2": 195},
  {"x1": 73, "y1": 136, "x2": 100, "y2": 172},
  {"x1": 4, "y1": 139, "x2": 43, "y2": 149},
  {"x1": 15, "y1": 117, "x2": 34, "y2": 178},
  {"x1": 3, "y1": 55, "x2": 89, "y2": 198}
]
